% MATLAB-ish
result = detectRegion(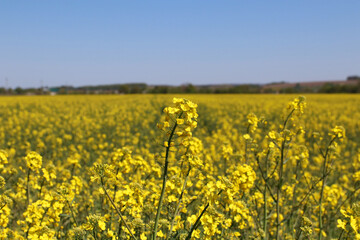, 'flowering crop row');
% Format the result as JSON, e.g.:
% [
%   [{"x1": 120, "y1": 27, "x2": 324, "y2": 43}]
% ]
[{"x1": 0, "y1": 94, "x2": 359, "y2": 239}]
